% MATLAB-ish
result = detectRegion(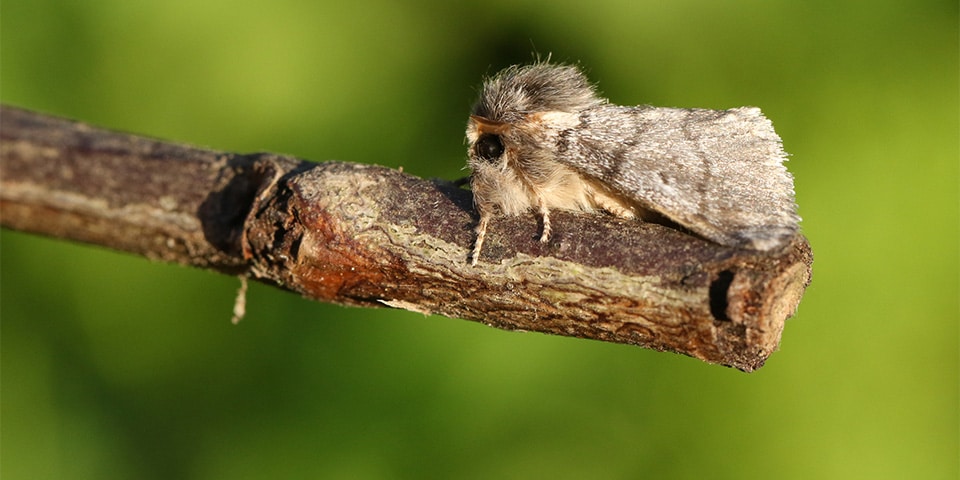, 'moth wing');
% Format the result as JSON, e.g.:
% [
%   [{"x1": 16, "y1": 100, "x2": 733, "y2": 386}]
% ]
[{"x1": 563, "y1": 106, "x2": 800, "y2": 250}]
